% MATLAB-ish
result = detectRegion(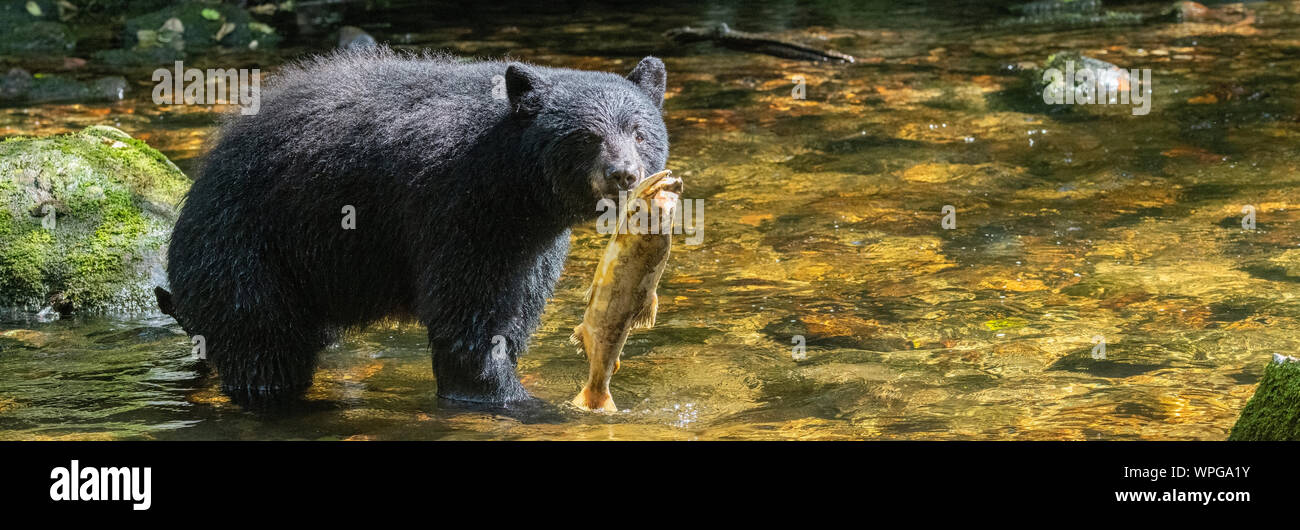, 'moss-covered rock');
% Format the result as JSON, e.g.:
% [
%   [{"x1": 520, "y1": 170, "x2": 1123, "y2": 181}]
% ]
[
  {"x1": 1228, "y1": 356, "x2": 1300, "y2": 441},
  {"x1": 0, "y1": 125, "x2": 189, "y2": 315}
]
